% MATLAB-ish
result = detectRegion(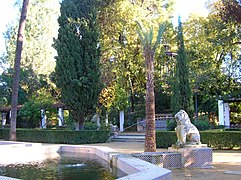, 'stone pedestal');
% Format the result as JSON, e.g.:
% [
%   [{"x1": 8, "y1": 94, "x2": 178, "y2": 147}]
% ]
[{"x1": 168, "y1": 145, "x2": 212, "y2": 168}]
